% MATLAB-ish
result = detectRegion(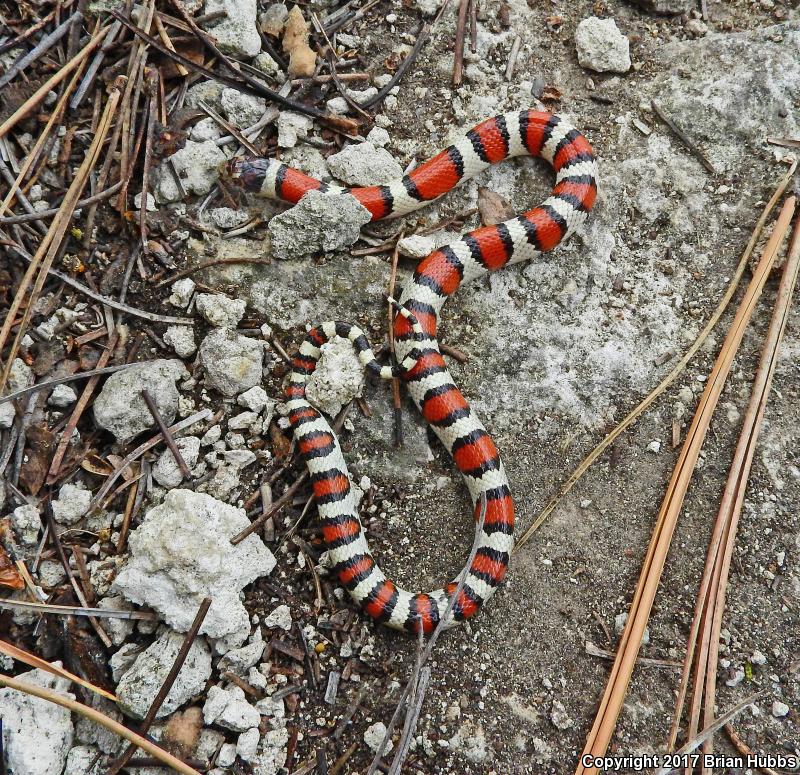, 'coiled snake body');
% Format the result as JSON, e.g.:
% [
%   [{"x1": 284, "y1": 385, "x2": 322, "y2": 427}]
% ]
[{"x1": 231, "y1": 111, "x2": 598, "y2": 633}]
